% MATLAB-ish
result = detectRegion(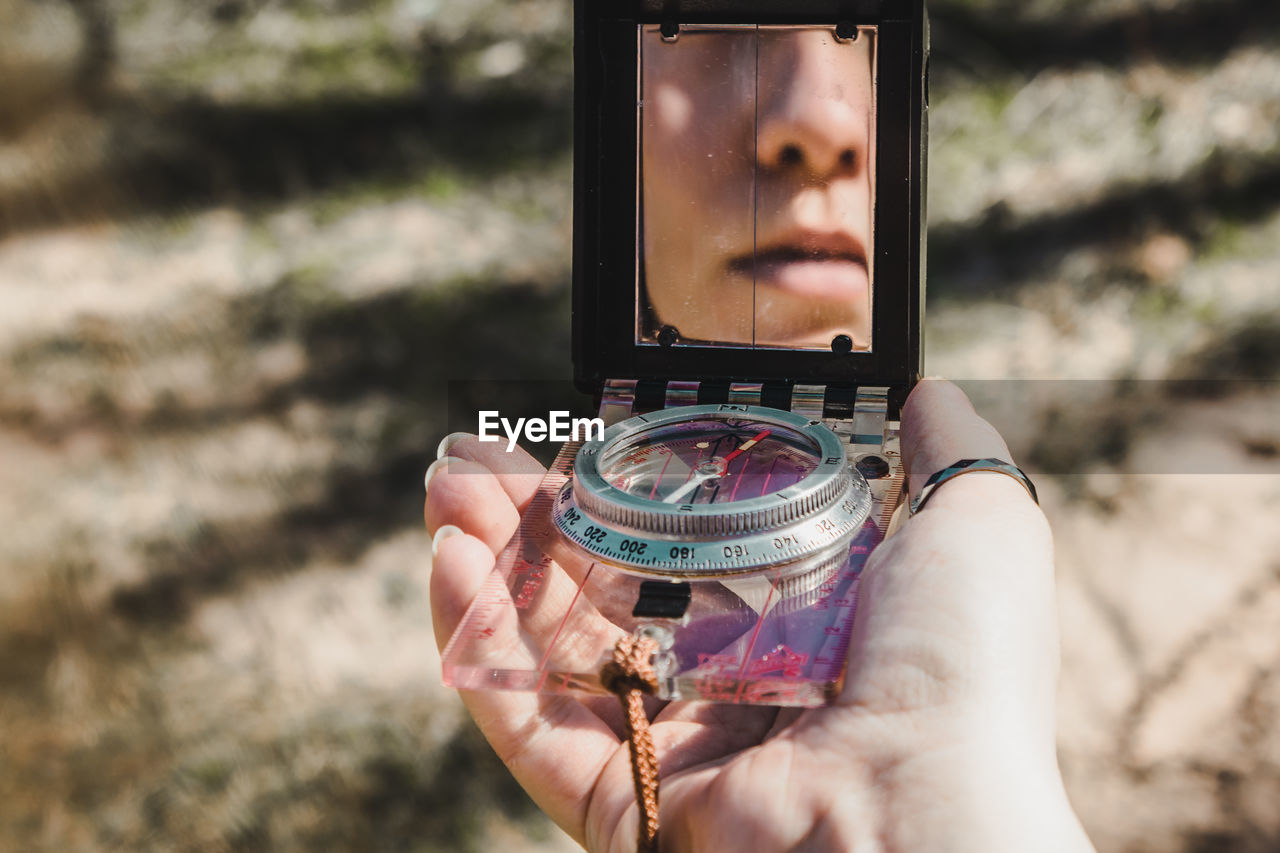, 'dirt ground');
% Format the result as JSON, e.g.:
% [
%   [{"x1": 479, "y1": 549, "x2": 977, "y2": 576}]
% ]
[{"x1": 1, "y1": 0, "x2": 1278, "y2": 850}]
